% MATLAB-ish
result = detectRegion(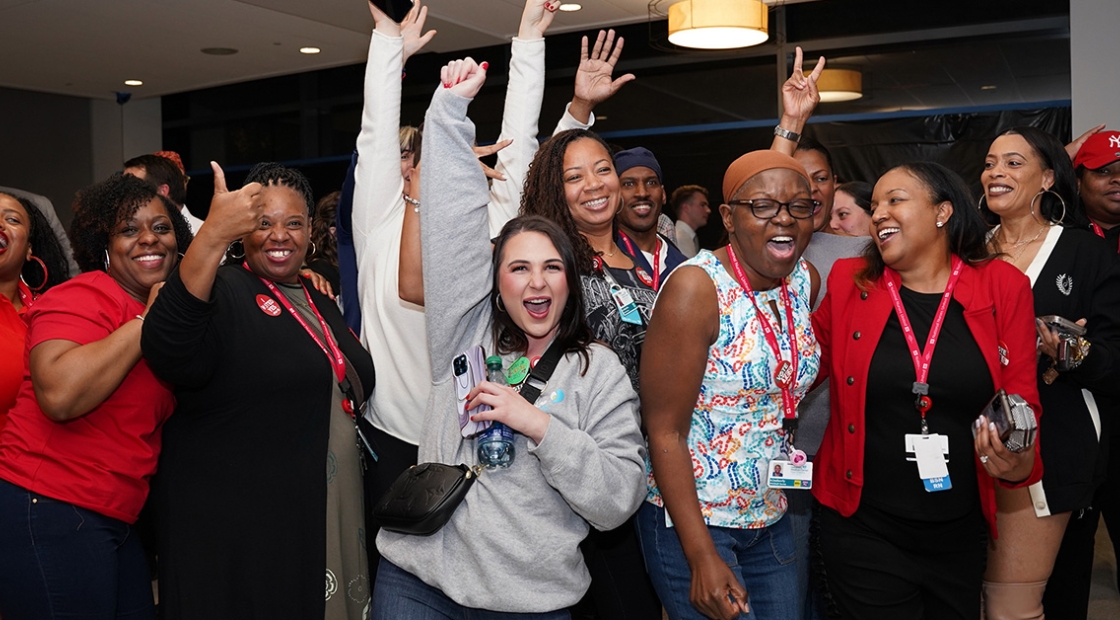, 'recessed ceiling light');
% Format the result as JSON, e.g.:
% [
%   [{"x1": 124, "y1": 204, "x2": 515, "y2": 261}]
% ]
[
  {"x1": 558, "y1": 3, "x2": 582, "y2": 11},
  {"x1": 124, "y1": 79, "x2": 143, "y2": 87},
  {"x1": 981, "y1": 84, "x2": 998, "y2": 90},
  {"x1": 300, "y1": 46, "x2": 321, "y2": 55},
  {"x1": 596, "y1": 115, "x2": 608, "y2": 121},
  {"x1": 201, "y1": 47, "x2": 239, "y2": 56}
]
